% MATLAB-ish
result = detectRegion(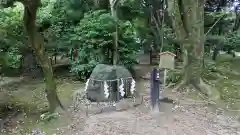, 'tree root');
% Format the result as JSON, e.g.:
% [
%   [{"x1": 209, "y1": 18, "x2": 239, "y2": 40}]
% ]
[
  {"x1": 172, "y1": 78, "x2": 220, "y2": 101},
  {"x1": 172, "y1": 80, "x2": 187, "y2": 92},
  {"x1": 192, "y1": 78, "x2": 220, "y2": 101}
]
